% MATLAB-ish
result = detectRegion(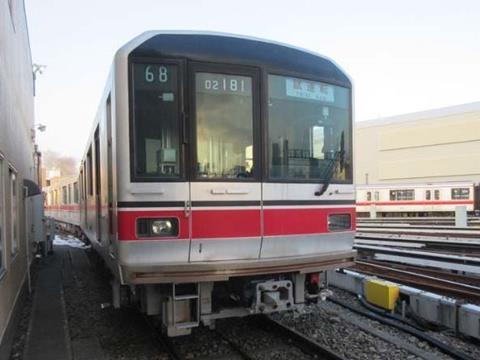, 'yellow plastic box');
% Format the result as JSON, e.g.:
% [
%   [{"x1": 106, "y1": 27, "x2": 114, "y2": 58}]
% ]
[{"x1": 364, "y1": 278, "x2": 399, "y2": 310}]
